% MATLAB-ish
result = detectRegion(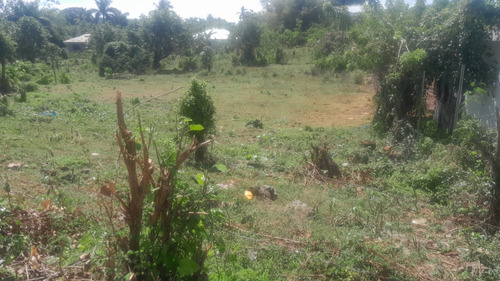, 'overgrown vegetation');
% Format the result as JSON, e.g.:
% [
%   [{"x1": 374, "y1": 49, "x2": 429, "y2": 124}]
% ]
[{"x1": 2, "y1": 0, "x2": 500, "y2": 280}]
